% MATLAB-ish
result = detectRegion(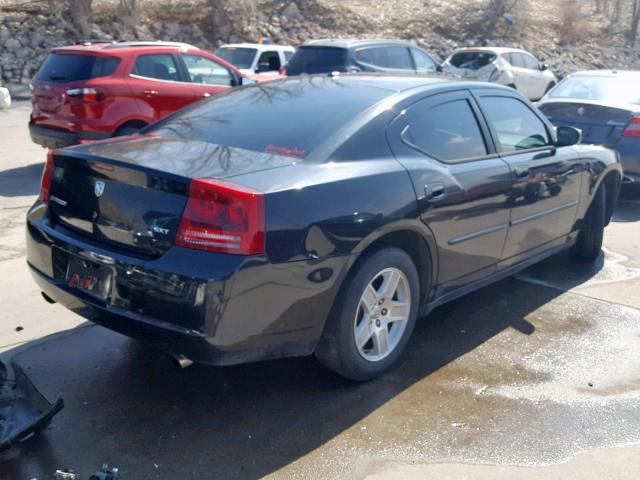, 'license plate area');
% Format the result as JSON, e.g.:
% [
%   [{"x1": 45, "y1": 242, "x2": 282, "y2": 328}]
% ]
[{"x1": 65, "y1": 255, "x2": 112, "y2": 301}]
